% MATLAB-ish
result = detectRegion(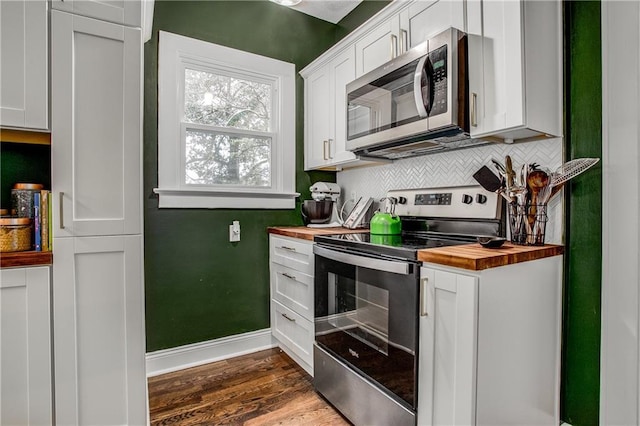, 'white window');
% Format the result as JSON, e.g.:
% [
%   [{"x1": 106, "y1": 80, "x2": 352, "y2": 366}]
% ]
[{"x1": 155, "y1": 31, "x2": 298, "y2": 208}]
